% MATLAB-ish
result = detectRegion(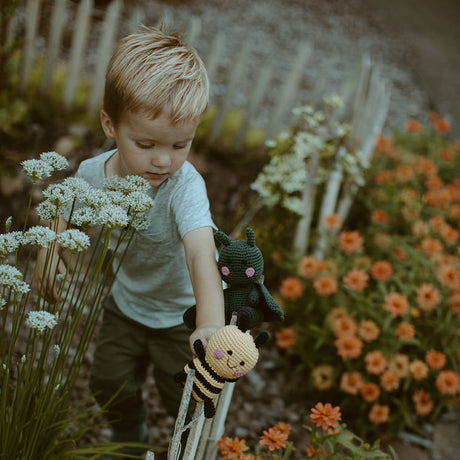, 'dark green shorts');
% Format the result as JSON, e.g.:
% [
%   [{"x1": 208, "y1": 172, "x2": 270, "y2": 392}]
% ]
[{"x1": 89, "y1": 295, "x2": 192, "y2": 429}]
